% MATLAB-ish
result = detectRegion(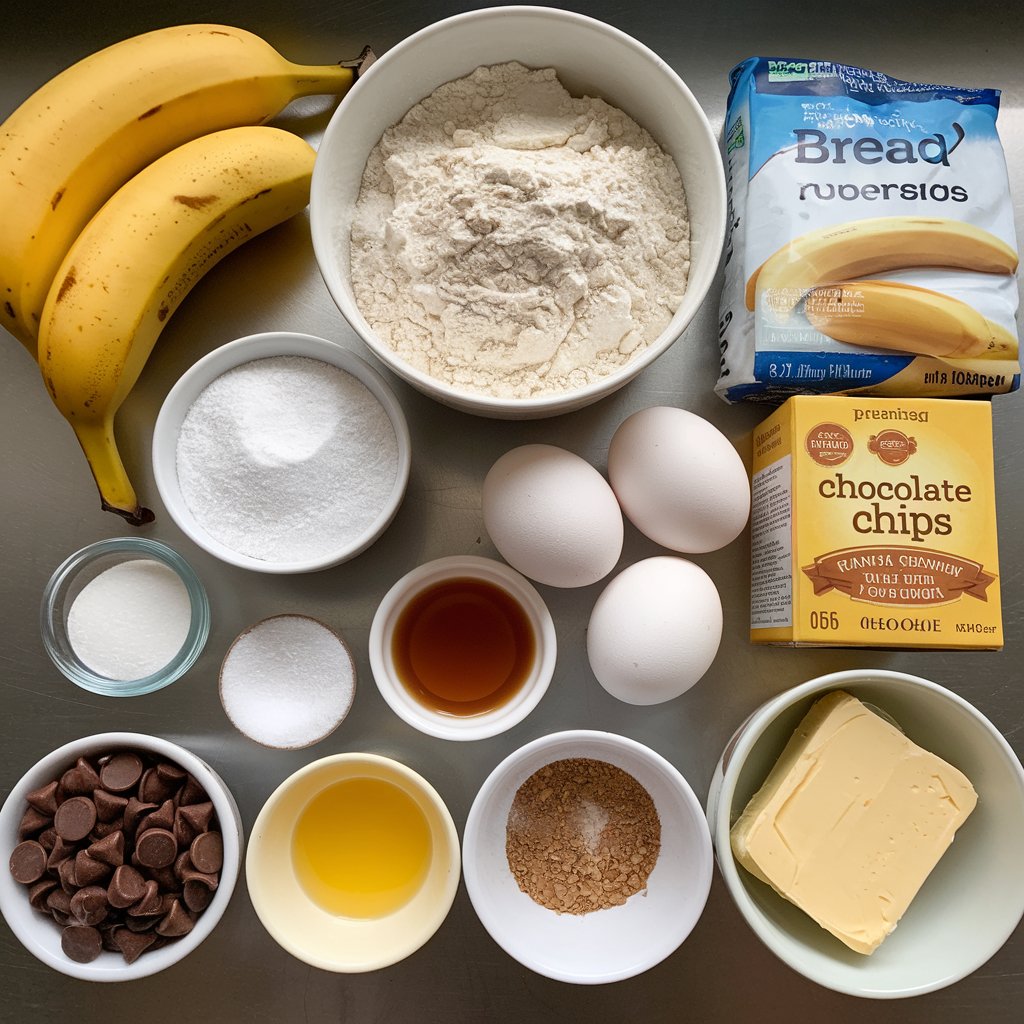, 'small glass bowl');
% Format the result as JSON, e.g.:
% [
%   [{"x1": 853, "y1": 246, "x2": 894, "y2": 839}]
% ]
[{"x1": 40, "y1": 537, "x2": 210, "y2": 696}]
